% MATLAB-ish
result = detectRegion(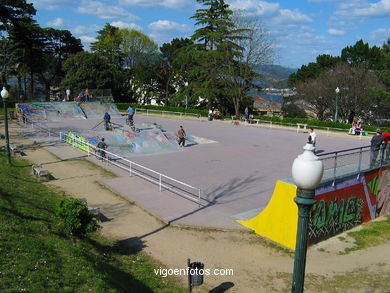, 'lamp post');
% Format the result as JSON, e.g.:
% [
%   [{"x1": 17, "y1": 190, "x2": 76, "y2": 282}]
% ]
[
  {"x1": 291, "y1": 143, "x2": 324, "y2": 293},
  {"x1": 1, "y1": 87, "x2": 11, "y2": 165},
  {"x1": 335, "y1": 87, "x2": 340, "y2": 122}
]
